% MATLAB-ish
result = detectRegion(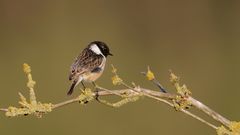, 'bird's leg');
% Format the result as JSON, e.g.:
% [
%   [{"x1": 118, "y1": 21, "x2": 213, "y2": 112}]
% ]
[
  {"x1": 92, "y1": 82, "x2": 97, "y2": 87},
  {"x1": 95, "y1": 89, "x2": 100, "y2": 102},
  {"x1": 80, "y1": 82, "x2": 89, "y2": 104},
  {"x1": 81, "y1": 82, "x2": 86, "y2": 90},
  {"x1": 92, "y1": 82, "x2": 100, "y2": 101}
]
